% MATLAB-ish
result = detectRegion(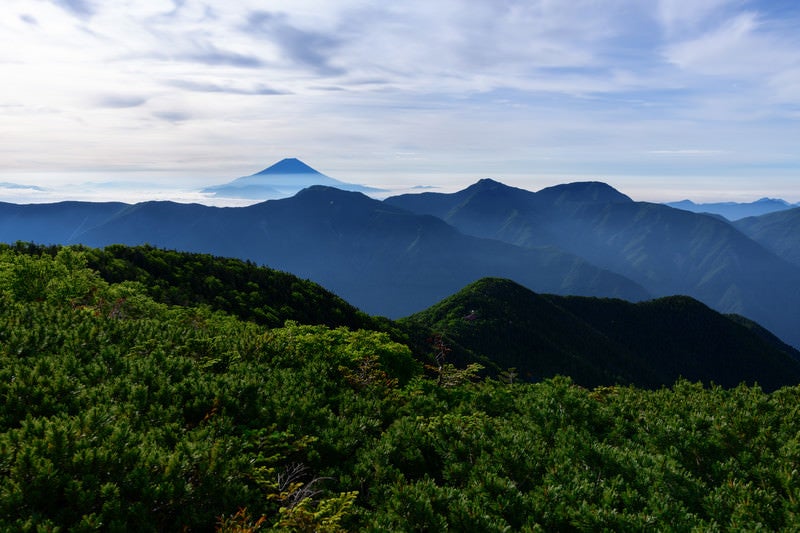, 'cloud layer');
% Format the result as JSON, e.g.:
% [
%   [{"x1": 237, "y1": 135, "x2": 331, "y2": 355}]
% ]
[{"x1": 1, "y1": 0, "x2": 799, "y2": 202}]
